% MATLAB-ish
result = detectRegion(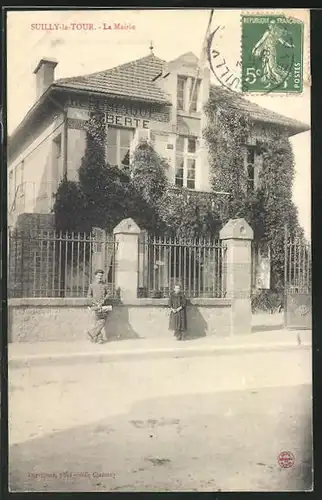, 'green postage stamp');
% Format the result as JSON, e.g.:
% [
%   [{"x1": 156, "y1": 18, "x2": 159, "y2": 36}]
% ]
[{"x1": 241, "y1": 14, "x2": 304, "y2": 93}]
